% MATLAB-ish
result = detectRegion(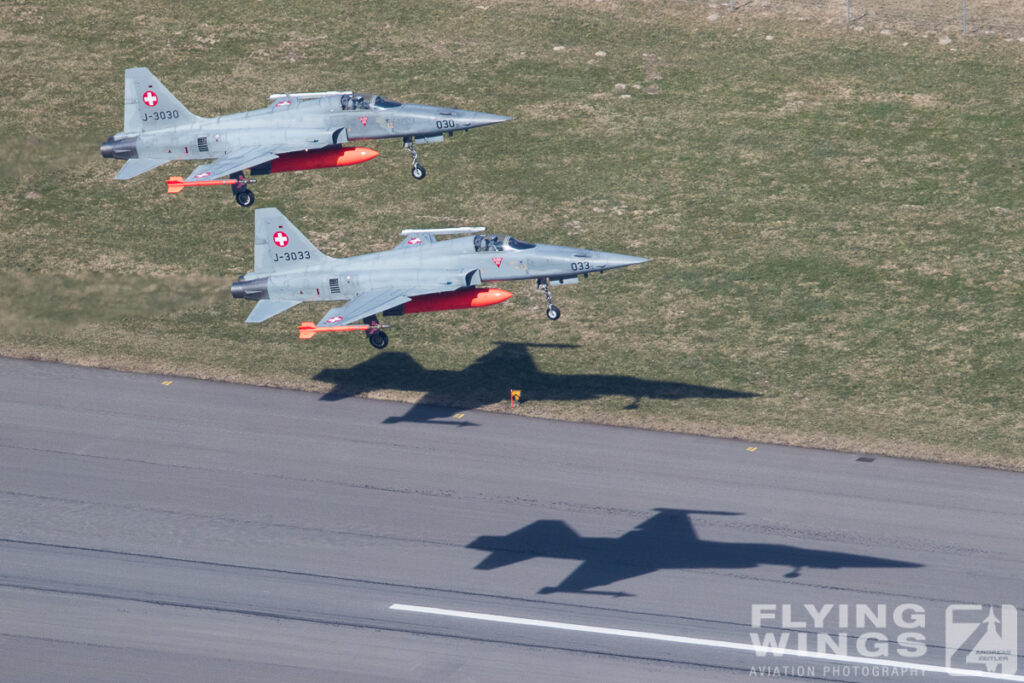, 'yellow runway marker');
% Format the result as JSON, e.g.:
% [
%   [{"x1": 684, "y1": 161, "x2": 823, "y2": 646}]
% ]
[
  {"x1": 746, "y1": 446, "x2": 757, "y2": 452},
  {"x1": 161, "y1": 380, "x2": 173, "y2": 386}
]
